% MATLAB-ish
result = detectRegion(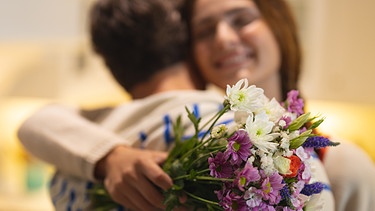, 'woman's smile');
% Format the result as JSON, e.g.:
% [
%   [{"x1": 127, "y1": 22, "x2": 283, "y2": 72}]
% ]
[{"x1": 214, "y1": 47, "x2": 256, "y2": 73}]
